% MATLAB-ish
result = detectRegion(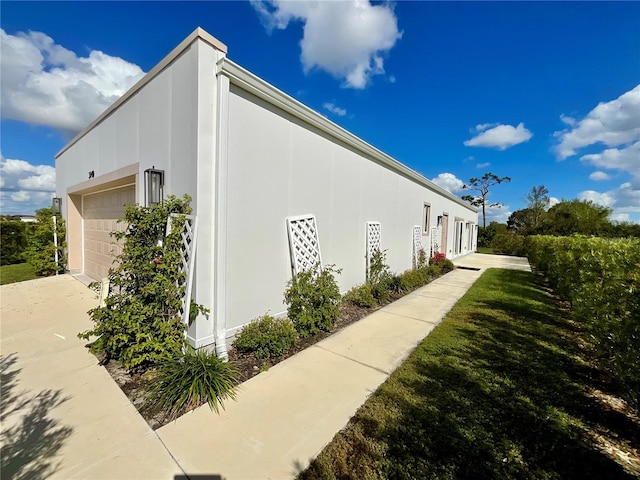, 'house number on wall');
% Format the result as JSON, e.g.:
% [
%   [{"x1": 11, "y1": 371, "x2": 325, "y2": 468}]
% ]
[{"x1": 88, "y1": 170, "x2": 94, "y2": 179}]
